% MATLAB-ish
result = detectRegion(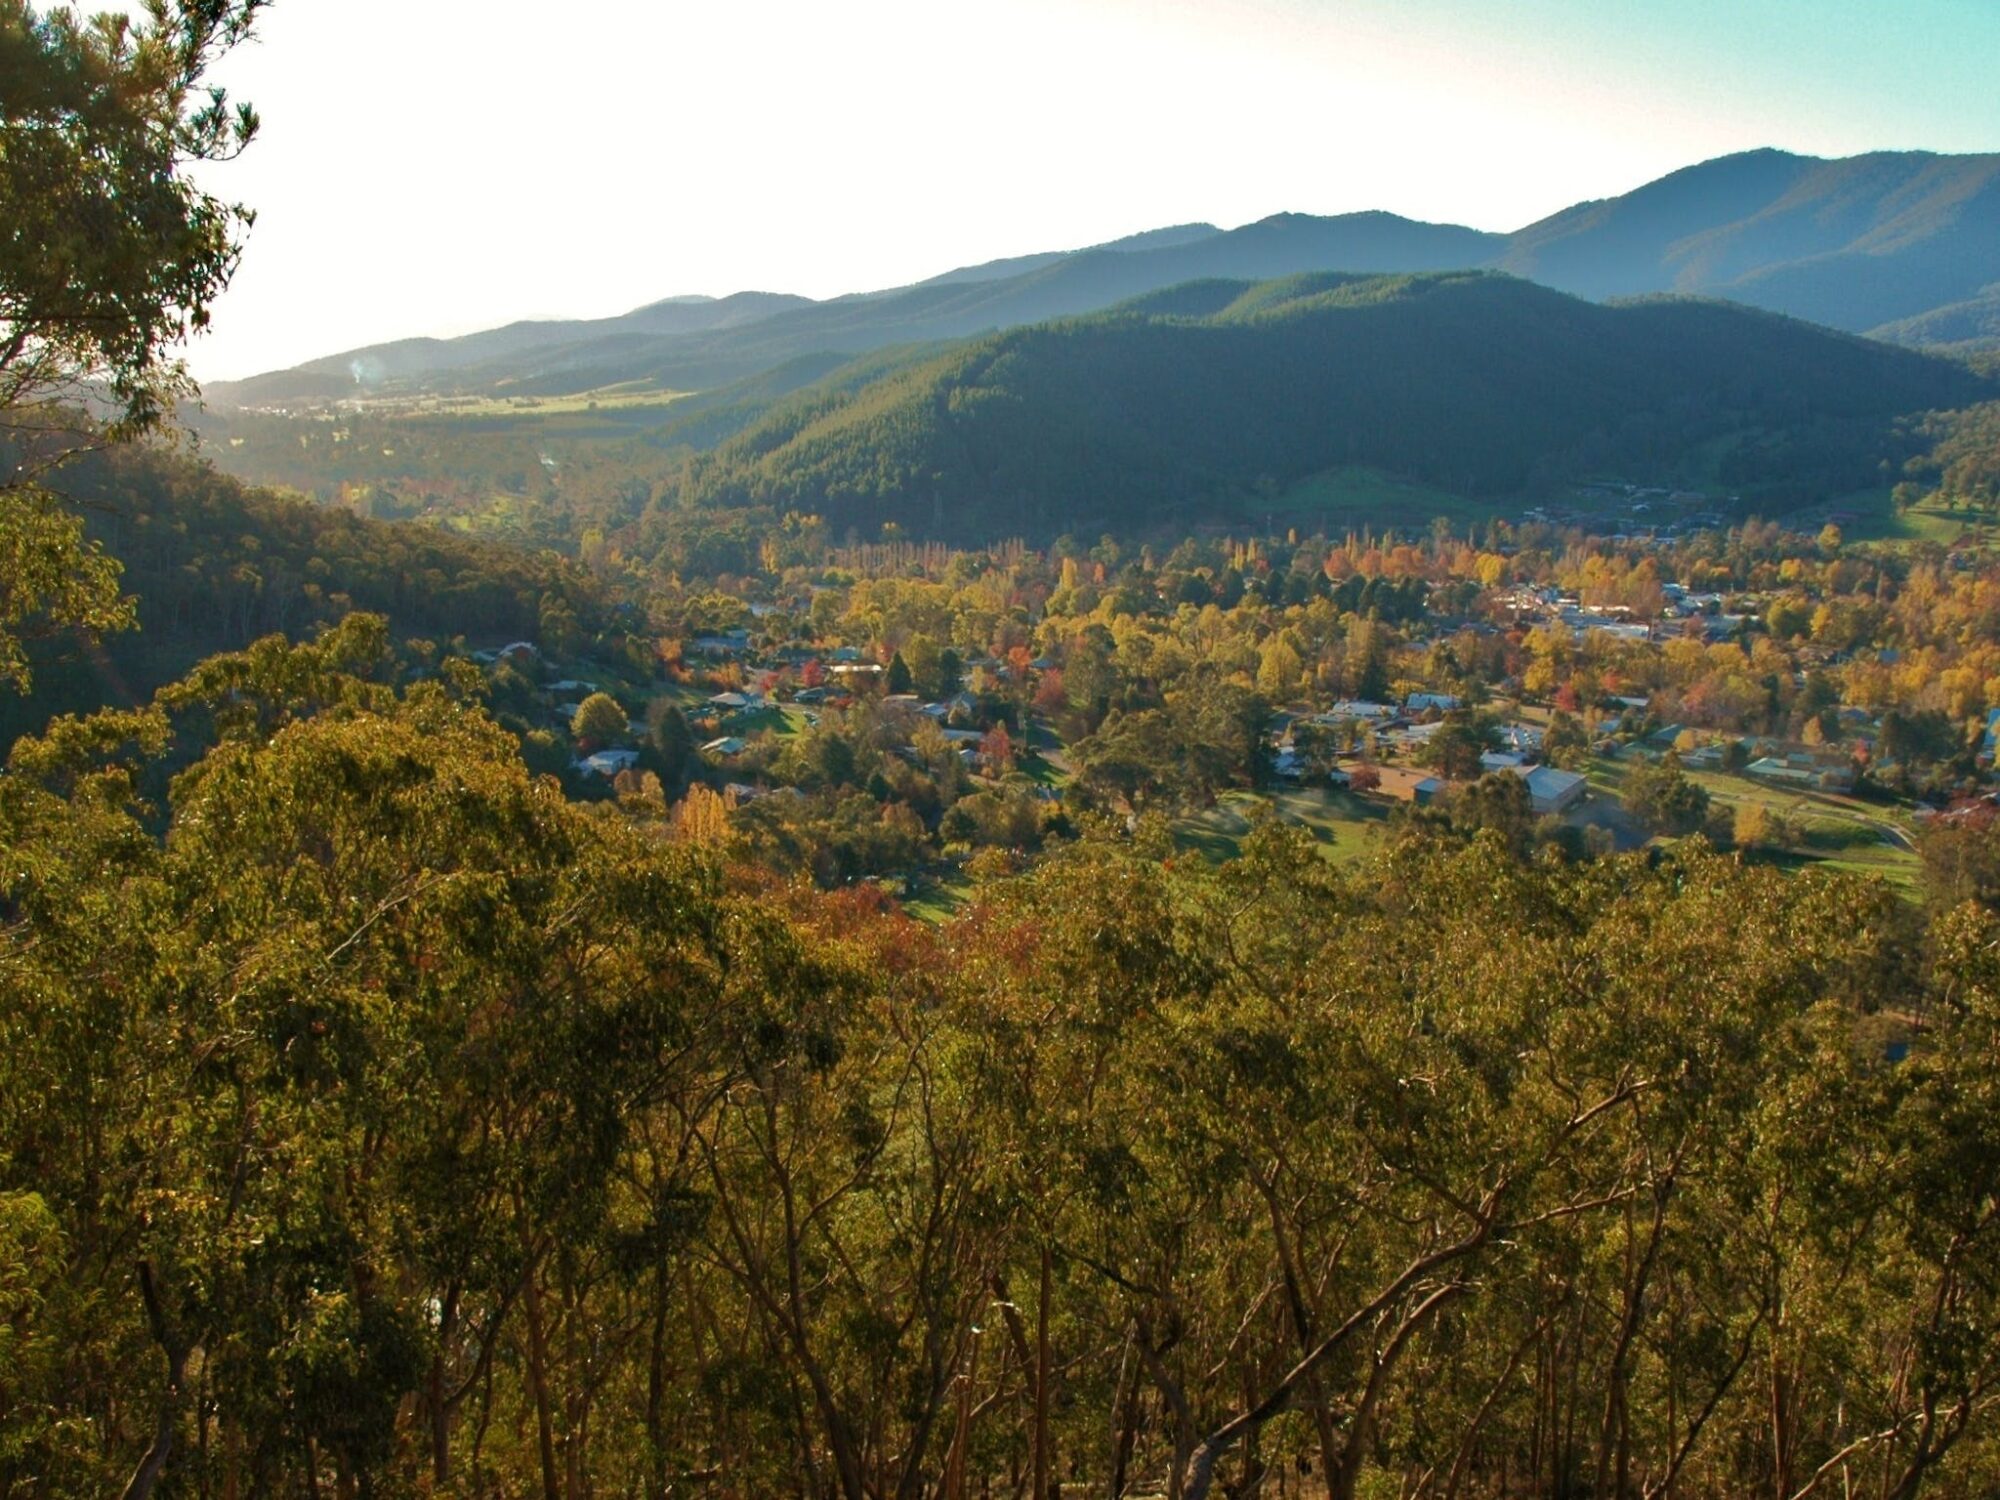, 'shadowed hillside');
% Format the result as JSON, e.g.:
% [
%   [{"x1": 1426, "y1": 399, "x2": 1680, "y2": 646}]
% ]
[{"x1": 659, "y1": 271, "x2": 1990, "y2": 540}]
